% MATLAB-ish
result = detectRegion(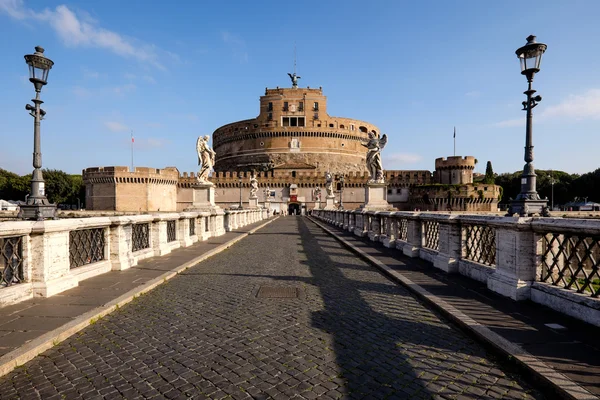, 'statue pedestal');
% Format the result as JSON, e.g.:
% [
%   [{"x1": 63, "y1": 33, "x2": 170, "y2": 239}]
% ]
[
  {"x1": 313, "y1": 201, "x2": 321, "y2": 210},
  {"x1": 185, "y1": 183, "x2": 220, "y2": 211},
  {"x1": 324, "y1": 196, "x2": 336, "y2": 210},
  {"x1": 361, "y1": 182, "x2": 394, "y2": 211},
  {"x1": 249, "y1": 196, "x2": 258, "y2": 209}
]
